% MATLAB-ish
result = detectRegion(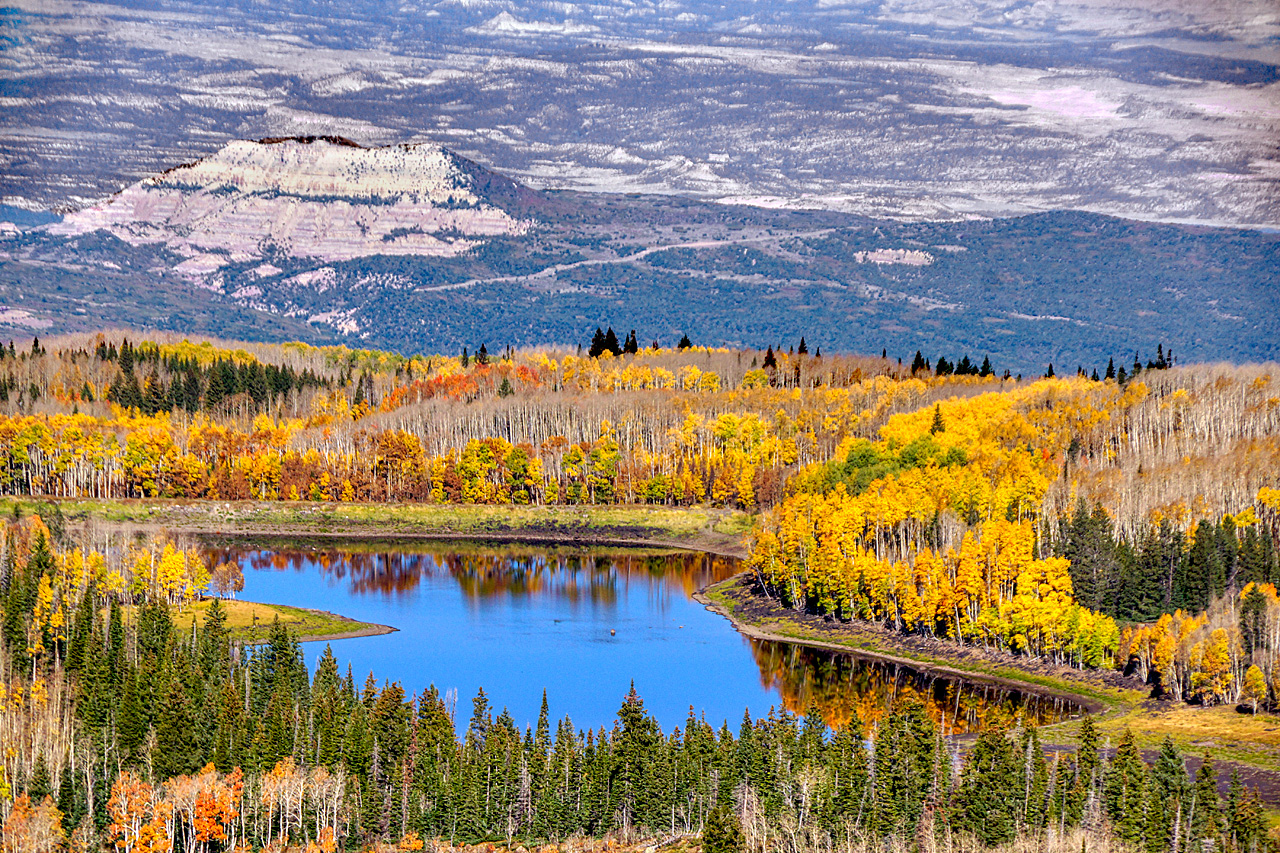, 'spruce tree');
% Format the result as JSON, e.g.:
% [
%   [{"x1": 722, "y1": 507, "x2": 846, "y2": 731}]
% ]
[
  {"x1": 603, "y1": 328, "x2": 621, "y2": 356},
  {"x1": 929, "y1": 404, "x2": 945, "y2": 434},
  {"x1": 588, "y1": 328, "x2": 607, "y2": 358},
  {"x1": 27, "y1": 754, "x2": 50, "y2": 800},
  {"x1": 153, "y1": 682, "x2": 201, "y2": 779},
  {"x1": 1189, "y1": 757, "x2": 1222, "y2": 848},
  {"x1": 702, "y1": 805, "x2": 744, "y2": 853},
  {"x1": 1103, "y1": 729, "x2": 1147, "y2": 844},
  {"x1": 953, "y1": 726, "x2": 1017, "y2": 845}
]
